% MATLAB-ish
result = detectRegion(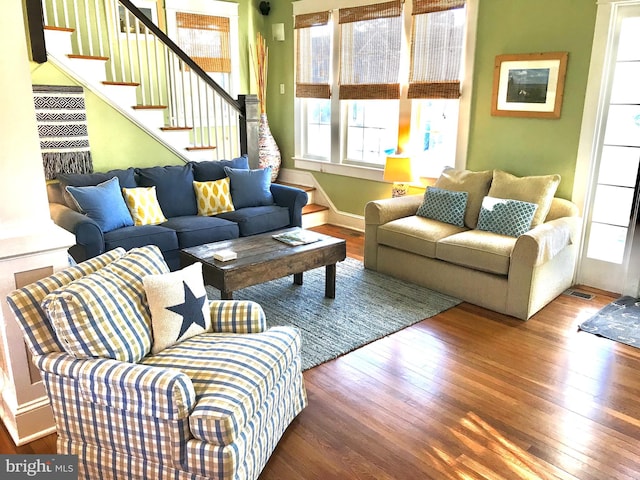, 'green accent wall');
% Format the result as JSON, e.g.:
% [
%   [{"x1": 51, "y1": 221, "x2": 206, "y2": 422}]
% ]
[{"x1": 265, "y1": 0, "x2": 598, "y2": 214}]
